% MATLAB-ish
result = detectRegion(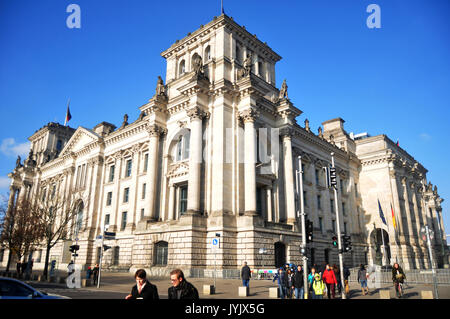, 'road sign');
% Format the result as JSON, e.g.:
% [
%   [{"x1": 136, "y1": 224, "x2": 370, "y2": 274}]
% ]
[
  {"x1": 212, "y1": 238, "x2": 220, "y2": 250},
  {"x1": 104, "y1": 231, "x2": 116, "y2": 237},
  {"x1": 96, "y1": 235, "x2": 103, "y2": 239}
]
